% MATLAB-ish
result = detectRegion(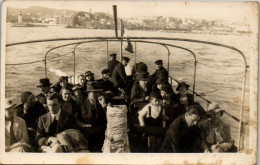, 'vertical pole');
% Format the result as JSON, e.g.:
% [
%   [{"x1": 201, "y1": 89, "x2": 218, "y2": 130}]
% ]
[
  {"x1": 193, "y1": 60, "x2": 197, "y2": 98},
  {"x1": 107, "y1": 41, "x2": 109, "y2": 68},
  {"x1": 113, "y1": 5, "x2": 118, "y2": 38},
  {"x1": 238, "y1": 68, "x2": 247, "y2": 151},
  {"x1": 134, "y1": 42, "x2": 137, "y2": 71},
  {"x1": 73, "y1": 50, "x2": 76, "y2": 84},
  {"x1": 120, "y1": 19, "x2": 123, "y2": 62}
]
